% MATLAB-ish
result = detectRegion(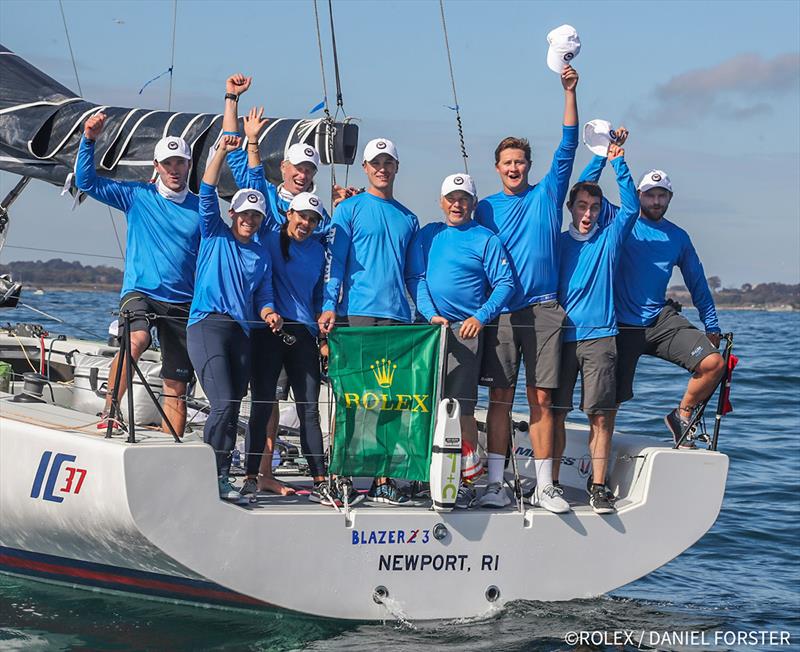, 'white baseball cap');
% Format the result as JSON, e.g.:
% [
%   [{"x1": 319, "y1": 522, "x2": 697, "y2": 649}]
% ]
[
  {"x1": 546, "y1": 24, "x2": 581, "y2": 73},
  {"x1": 637, "y1": 170, "x2": 673, "y2": 193},
  {"x1": 154, "y1": 136, "x2": 192, "y2": 162},
  {"x1": 441, "y1": 173, "x2": 477, "y2": 198},
  {"x1": 286, "y1": 143, "x2": 320, "y2": 169},
  {"x1": 288, "y1": 191, "x2": 324, "y2": 219},
  {"x1": 583, "y1": 119, "x2": 622, "y2": 157},
  {"x1": 363, "y1": 138, "x2": 398, "y2": 163},
  {"x1": 230, "y1": 188, "x2": 267, "y2": 216}
]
